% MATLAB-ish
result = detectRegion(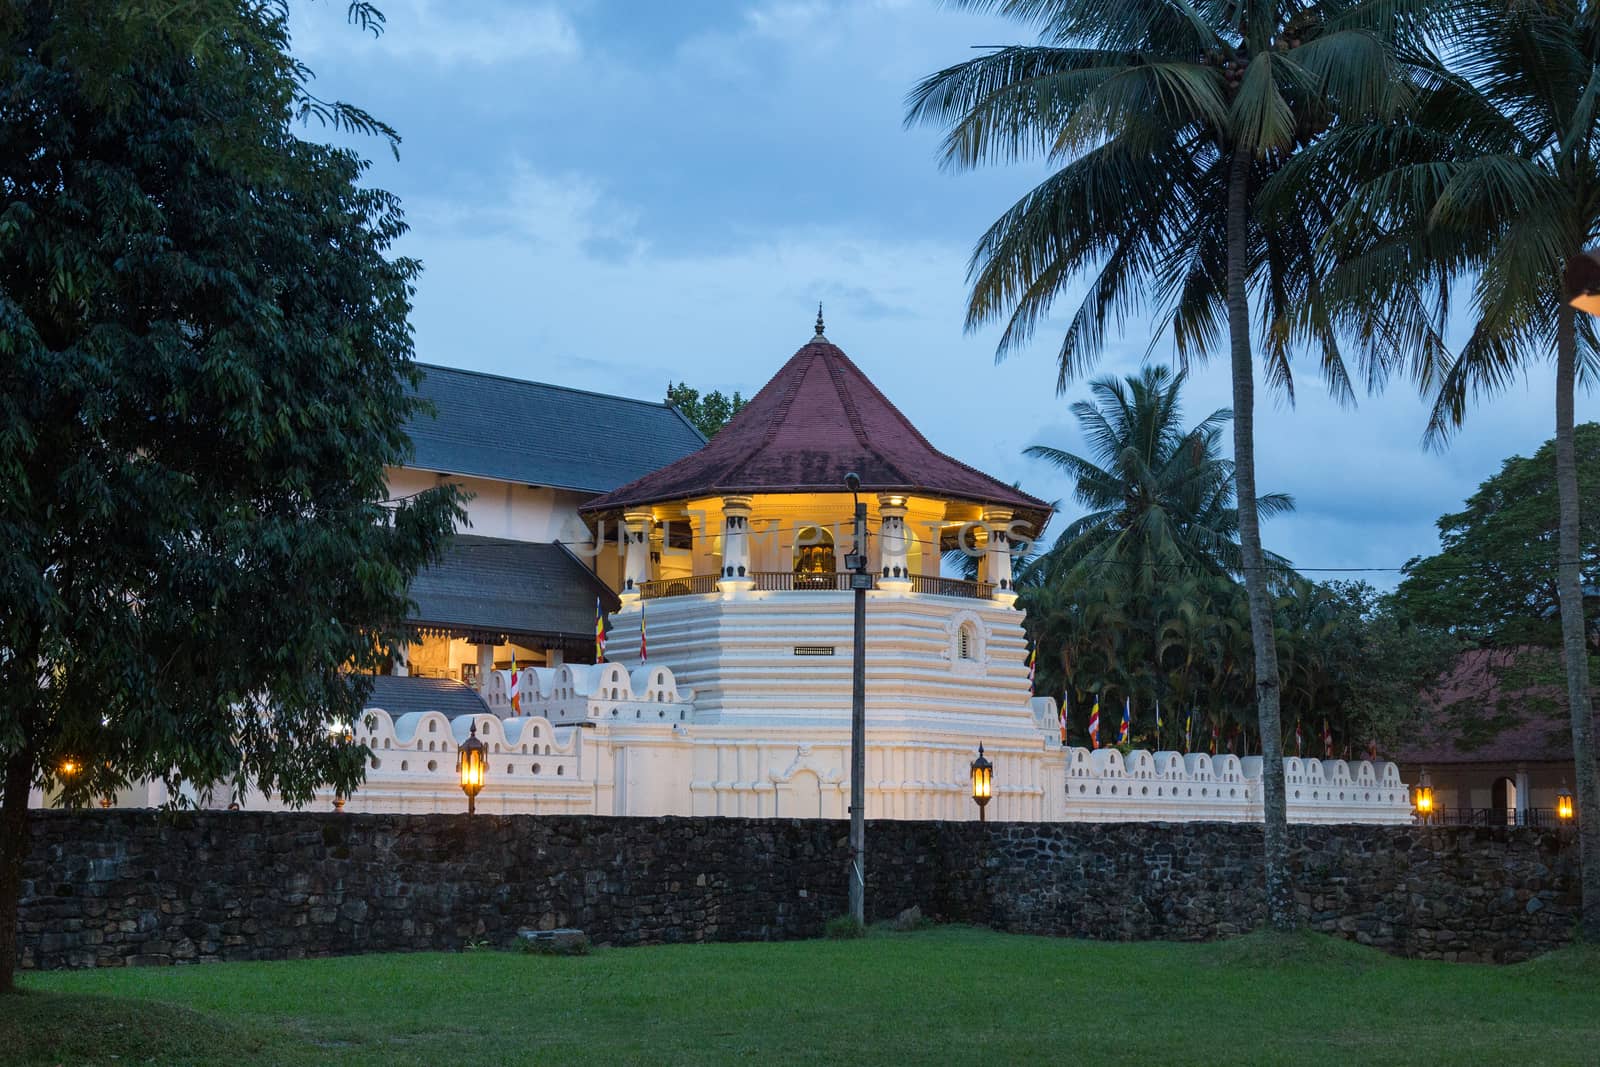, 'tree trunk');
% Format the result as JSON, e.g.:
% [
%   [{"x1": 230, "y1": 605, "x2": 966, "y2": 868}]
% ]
[
  {"x1": 1226, "y1": 146, "x2": 1294, "y2": 931},
  {"x1": 0, "y1": 749, "x2": 33, "y2": 994},
  {"x1": 1553, "y1": 301, "x2": 1600, "y2": 941}
]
